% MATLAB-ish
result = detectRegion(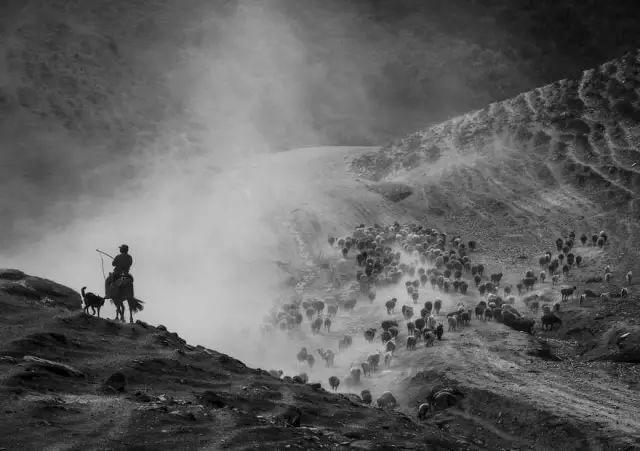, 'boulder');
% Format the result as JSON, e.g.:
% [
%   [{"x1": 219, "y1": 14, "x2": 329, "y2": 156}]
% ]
[
  {"x1": 23, "y1": 355, "x2": 85, "y2": 378},
  {"x1": 103, "y1": 372, "x2": 127, "y2": 392}
]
